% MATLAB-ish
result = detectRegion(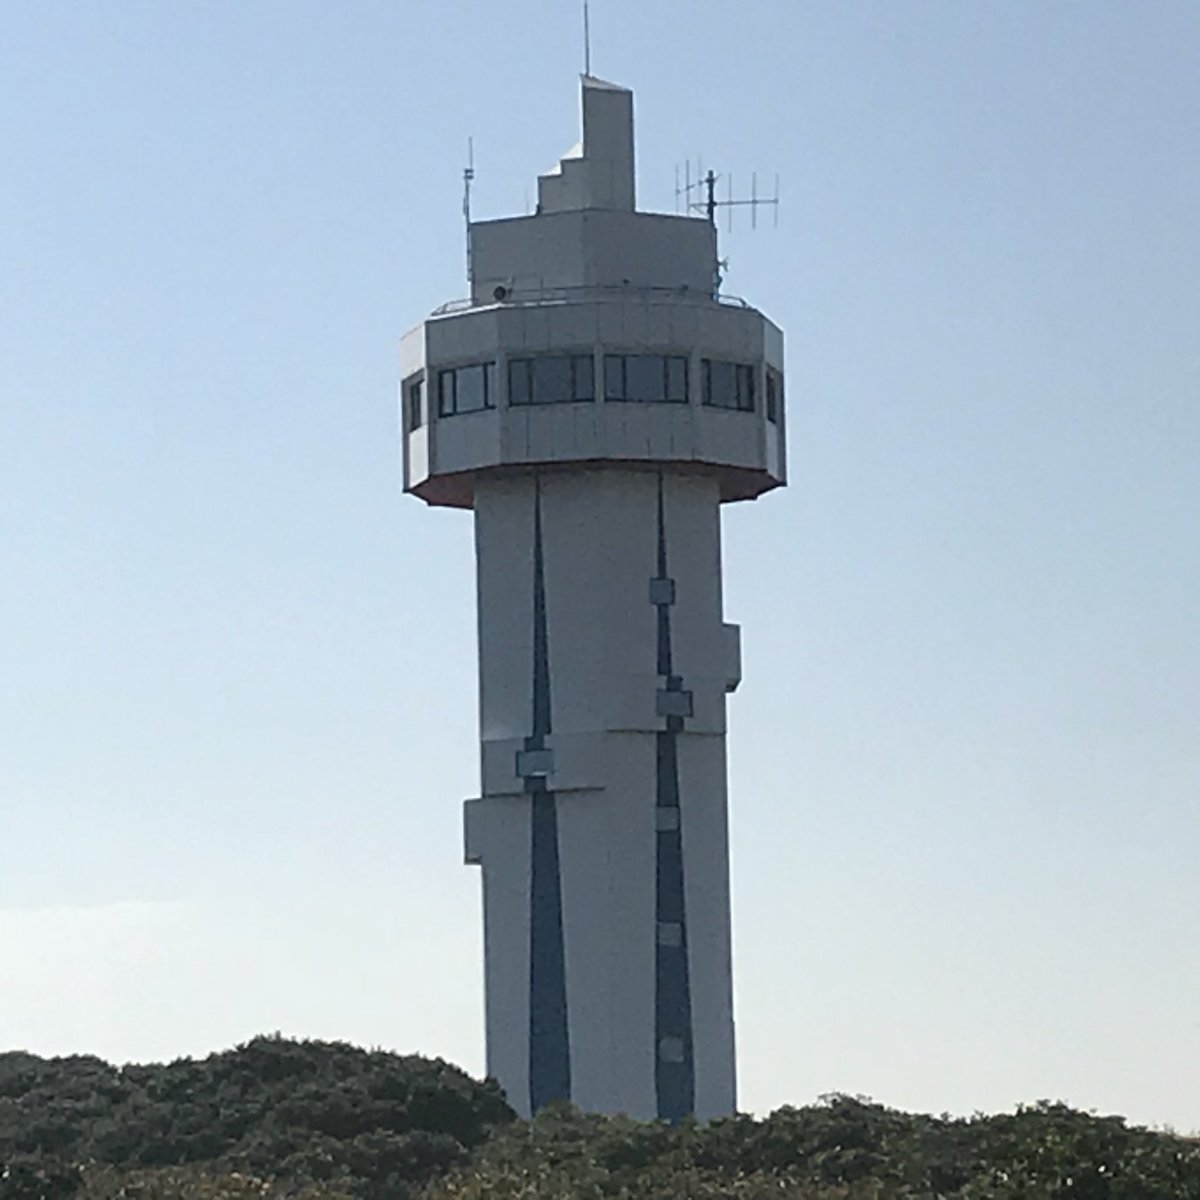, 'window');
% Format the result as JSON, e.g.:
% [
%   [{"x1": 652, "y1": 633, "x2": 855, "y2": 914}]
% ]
[
  {"x1": 438, "y1": 362, "x2": 496, "y2": 416},
  {"x1": 404, "y1": 374, "x2": 424, "y2": 431},
  {"x1": 603, "y1": 354, "x2": 689, "y2": 403},
  {"x1": 766, "y1": 368, "x2": 783, "y2": 424},
  {"x1": 508, "y1": 354, "x2": 595, "y2": 405},
  {"x1": 655, "y1": 807, "x2": 680, "y2": 831},
  {"x1": 657, "y1": 921, "x2": 683, "y2": 947},
  {"x1": 656, "y1": 688, "x2": 693, "y2": 718},
  {"x1": 702, "y1": 360, "x2": 756, "y2": 412},
  {"x1": 658, "y1": 1036, "x2": 685, "y2": 1063},
  {"x1": 516, "y1": 747, "x2": 554, "y2": 778}
]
